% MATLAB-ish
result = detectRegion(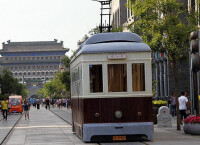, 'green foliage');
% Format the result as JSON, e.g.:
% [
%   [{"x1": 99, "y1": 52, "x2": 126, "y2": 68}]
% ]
[
  {"x1": 127, "y1": 0, "x2": 199, "y2": 64},
  {"x1": 127, "y1": 0, "x2": 200, "y2": 130},
  {"x1": 152, "y1": 80, "x2": 157, "y2": 97},
  {"x1": 36, "y1": 88, "x2": 45, "y2": 99},
  {"x1": 42, "y1": 76, "x2": 67, "y2": 99},
  {"x1": 39, "y1": 55, "x2": 71, "y2": 99},
  {"x1": 61, "y1": 56, "x2": 70, "y2": 68},
  {"x1": 153, "y1": 100, "x2": 167, "y2": 105},
  {"x1": 57, "y1": 71, "x2": 71, "y2": 92},
  {"x1": 0, "y1": 69, "x2": 28, "y2": 99},
  {"x1": 88, "y1": 26, "x2": 100, "y2": 35},
  {"x1": 111, "y1": 26, "x2": 124, "y2": 32}
]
